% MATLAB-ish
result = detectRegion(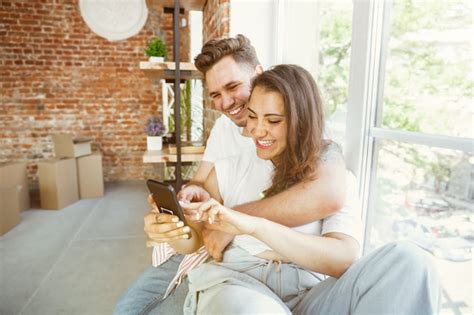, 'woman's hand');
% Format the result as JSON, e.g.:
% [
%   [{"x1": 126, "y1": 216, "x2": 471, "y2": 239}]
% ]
[
  {"x1": 177, "y1": 184, "x2": 210, "y2": 202},
  {"x1": 144, "y1": 194, "x2": 191, "y2": 247},
  {"x1": 181, "y1": 198, "x2": 262, "y2": 236}
]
